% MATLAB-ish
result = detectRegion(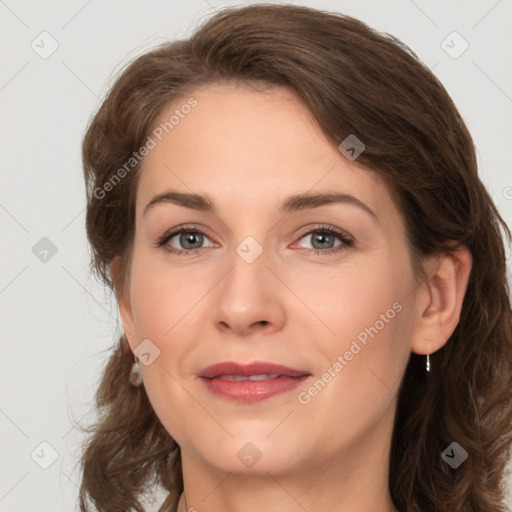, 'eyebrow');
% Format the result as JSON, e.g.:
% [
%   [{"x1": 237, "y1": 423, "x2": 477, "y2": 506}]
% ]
[{"x1": 143, "y1": 190, "x2": 378, "y2": 223}]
